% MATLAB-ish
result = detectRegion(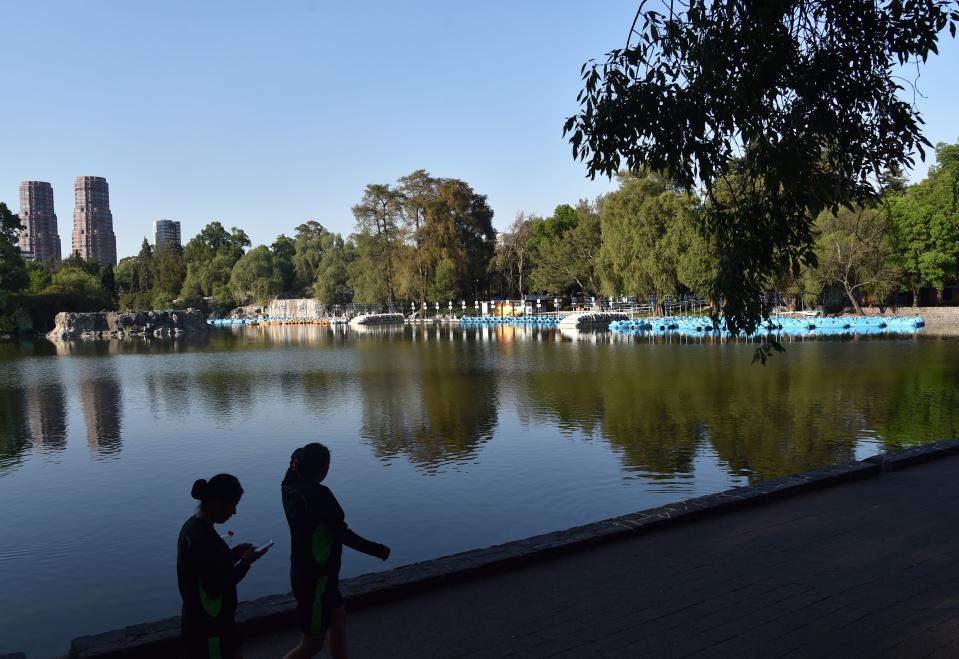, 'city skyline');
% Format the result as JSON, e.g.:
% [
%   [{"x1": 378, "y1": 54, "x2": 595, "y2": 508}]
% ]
[{"x1": 3, "y1": 1, "x2": 958, "y2": 261}]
